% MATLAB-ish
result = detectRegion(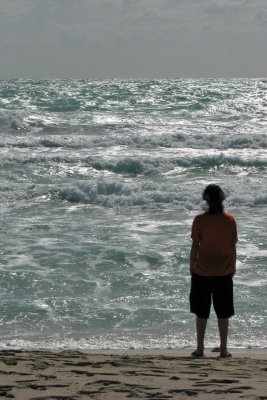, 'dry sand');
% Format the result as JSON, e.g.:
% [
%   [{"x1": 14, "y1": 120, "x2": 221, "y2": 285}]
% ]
[{"x1": 0, "y1": 349, "x2": 266, "y2": 399}]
